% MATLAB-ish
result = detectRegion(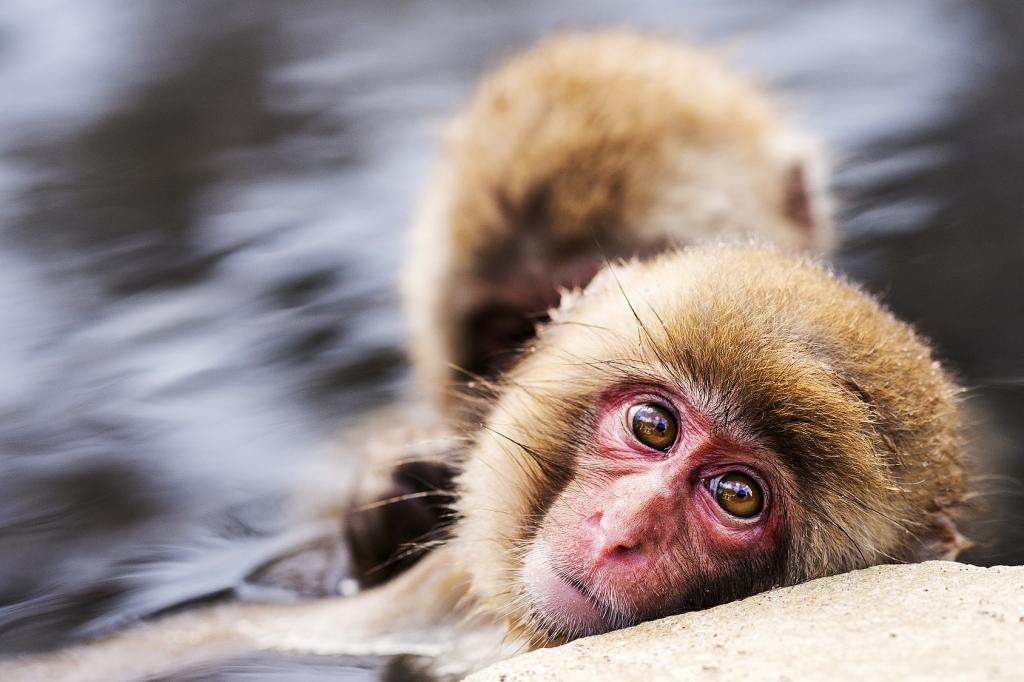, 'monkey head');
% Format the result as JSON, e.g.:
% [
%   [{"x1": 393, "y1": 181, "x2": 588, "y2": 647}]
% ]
[
  {"x1": 453, "y1": 247, "x2": 965, "y2": 645},
  {"x1": 403, "y1": 31, "x2": 833, "y2": 413}
]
